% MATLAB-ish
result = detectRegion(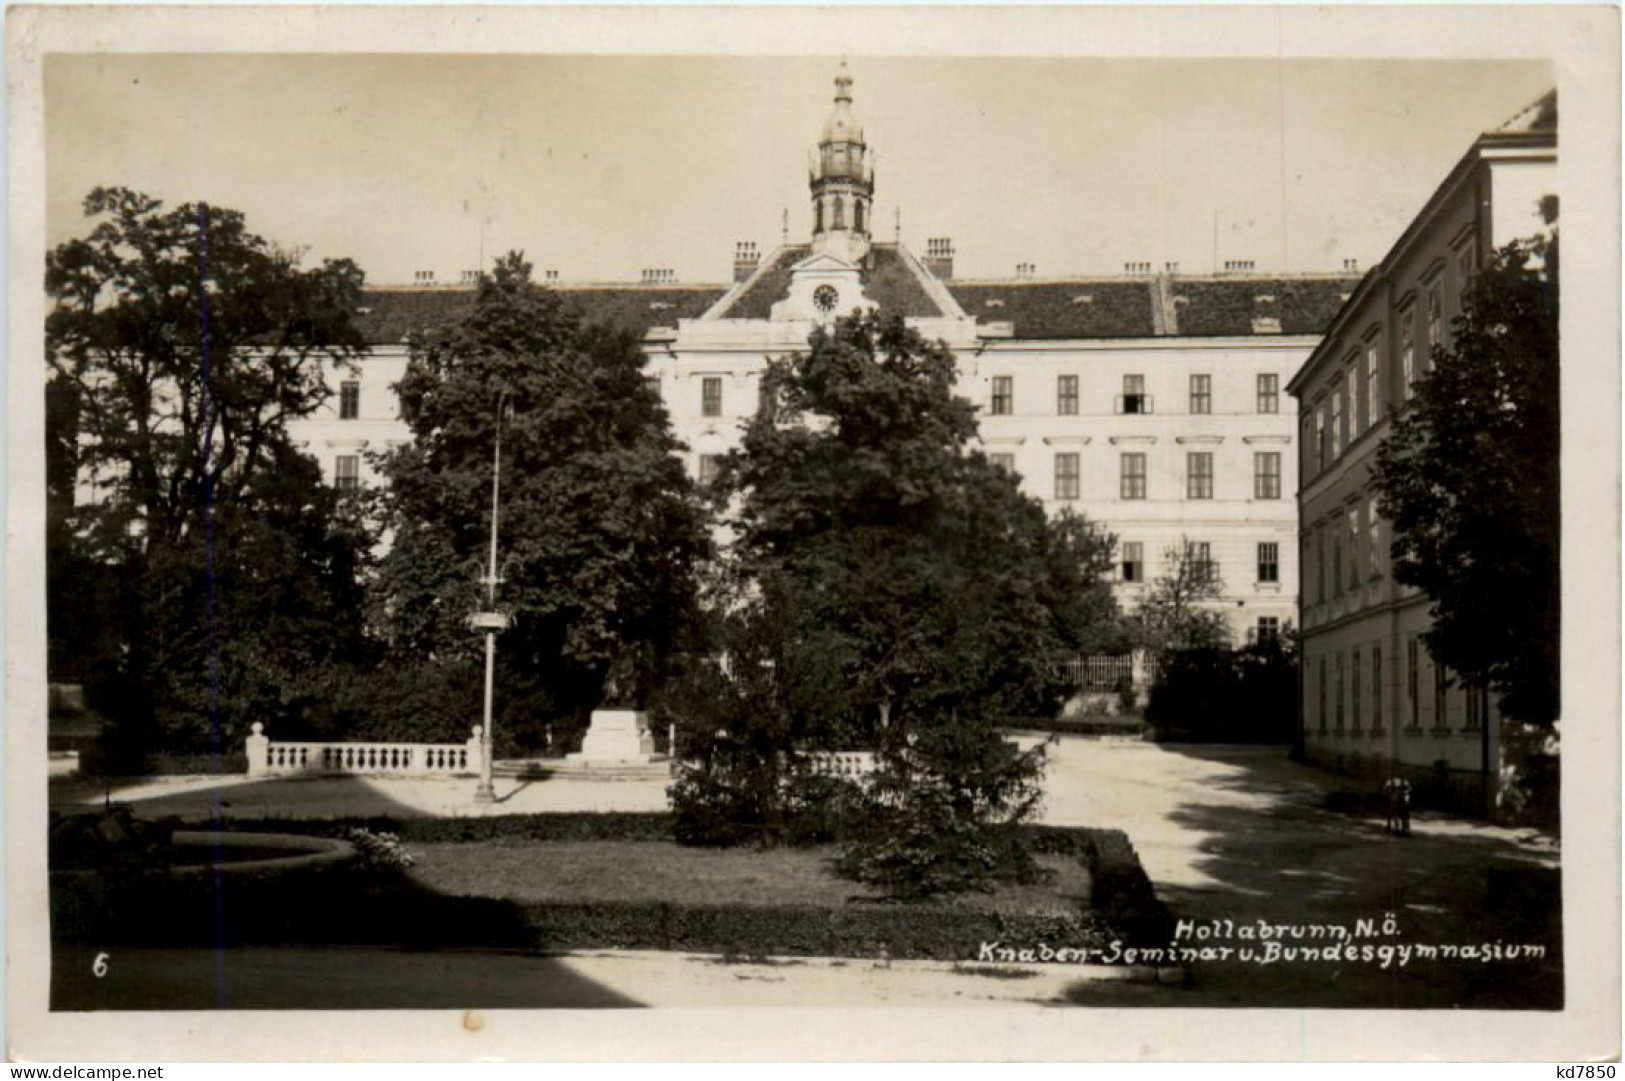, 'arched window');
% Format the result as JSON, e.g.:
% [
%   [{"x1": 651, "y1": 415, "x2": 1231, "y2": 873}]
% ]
[
  {"x1": 832, "y1": 196, "x2": 845, "y2": 230},
  {"x1": 854, "y1": 199, "x2": 865, "y2": 234},
  {"x1": 815, "y1": 199, "x2": 824, "y2": 234}
]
